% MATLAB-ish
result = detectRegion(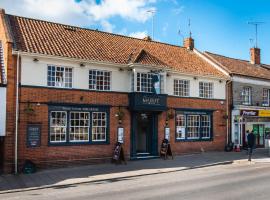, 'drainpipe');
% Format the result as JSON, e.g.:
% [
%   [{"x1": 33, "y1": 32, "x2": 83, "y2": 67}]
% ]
[
  {"x1": 15, "y1": 51, "x2": 20, "y2": 174},
  {"x1": 226, "y1": 79, "x2": 232, "y2": 145}
]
